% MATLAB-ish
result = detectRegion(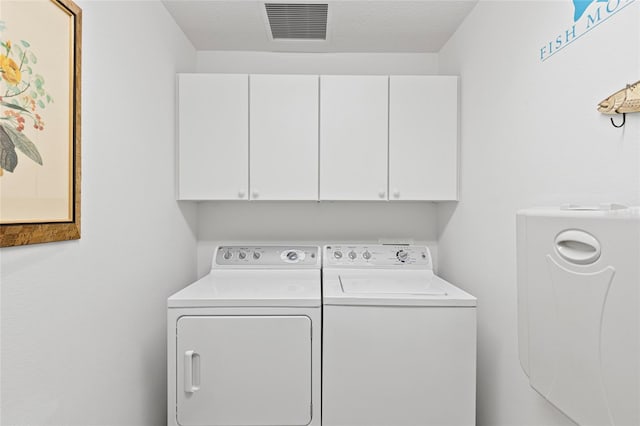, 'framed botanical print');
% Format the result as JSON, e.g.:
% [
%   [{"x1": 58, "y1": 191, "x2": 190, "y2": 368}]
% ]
[{"x1": 0, "y1": 0, "x2": 81, "y2": 247}]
